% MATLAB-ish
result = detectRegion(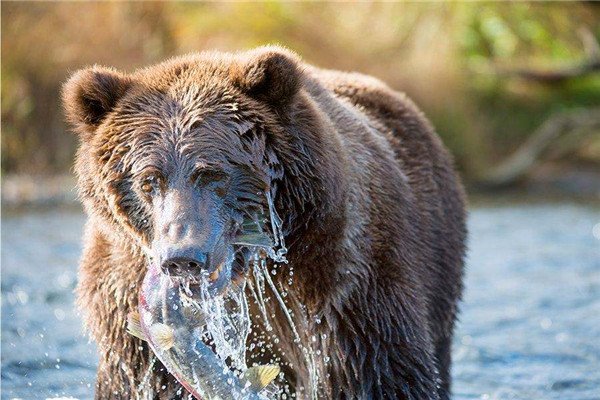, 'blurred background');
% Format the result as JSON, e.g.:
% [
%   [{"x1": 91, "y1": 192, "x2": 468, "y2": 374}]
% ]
[
  {"x1": 2, "y1": 3, "x2": 599, "y2": 400},
  {"x1": 2, "y1": 1, "x2": 600, "y2": 204}
]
